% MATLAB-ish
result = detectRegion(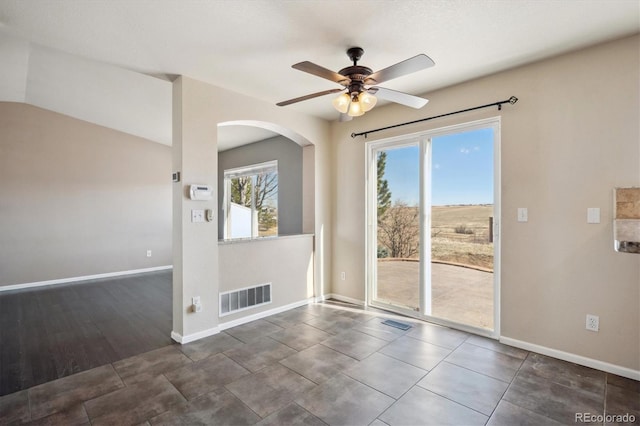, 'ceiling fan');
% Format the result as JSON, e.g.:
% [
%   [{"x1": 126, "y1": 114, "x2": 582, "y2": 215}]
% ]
[{"x1": 277, "y1": 47, "x2": 435, "y2": 120}]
